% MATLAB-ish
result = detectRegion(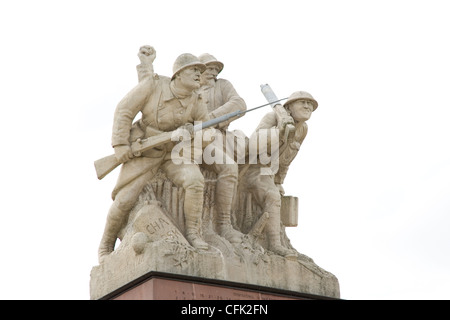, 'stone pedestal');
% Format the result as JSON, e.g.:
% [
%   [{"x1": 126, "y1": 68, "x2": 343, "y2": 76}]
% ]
[
  {"x1": 90, "y1": 241, "x2": 340, "y2": 299},
  {"x1": 100, "y1": 271, "x2": 338, "y2": 300},
  {"x1": 90, "y1": 200, "x2": 340, "y2": 300}
]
